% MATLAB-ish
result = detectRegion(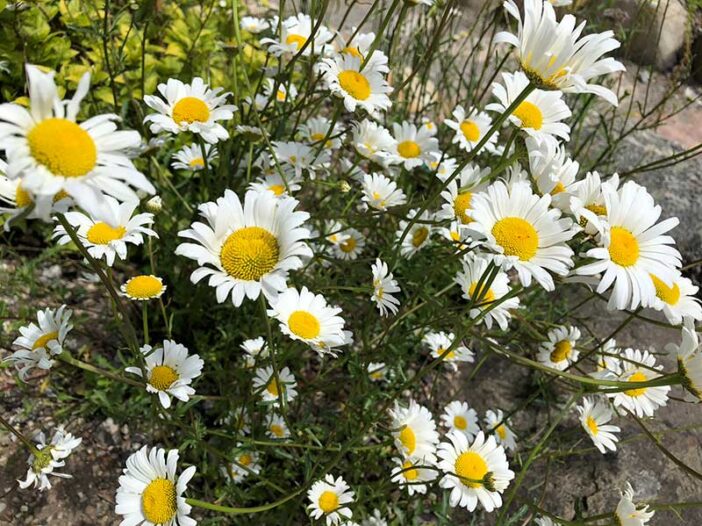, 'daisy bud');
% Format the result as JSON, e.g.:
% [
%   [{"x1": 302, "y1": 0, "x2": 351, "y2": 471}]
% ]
[
  {"x1": 340, "y1": 181, "x2": 352, "y2": 193},
  {"x1": 146, "y1": 195, "x2": 163, "y2": 213}
]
